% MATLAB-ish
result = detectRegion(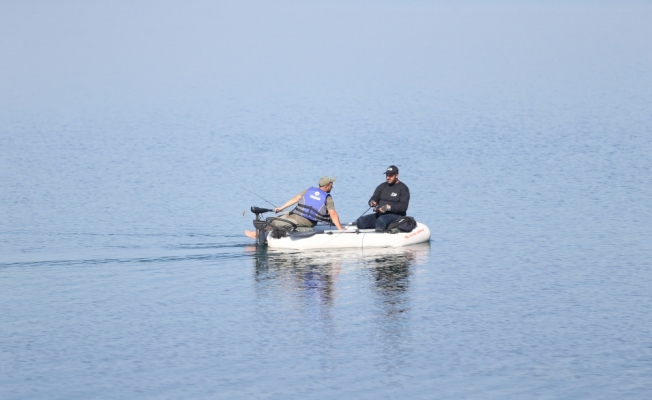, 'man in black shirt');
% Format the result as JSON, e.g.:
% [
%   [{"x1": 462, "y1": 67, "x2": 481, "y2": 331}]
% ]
[{"x1": 356, "y1": 165, "x2": 410, "y2": 231}]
